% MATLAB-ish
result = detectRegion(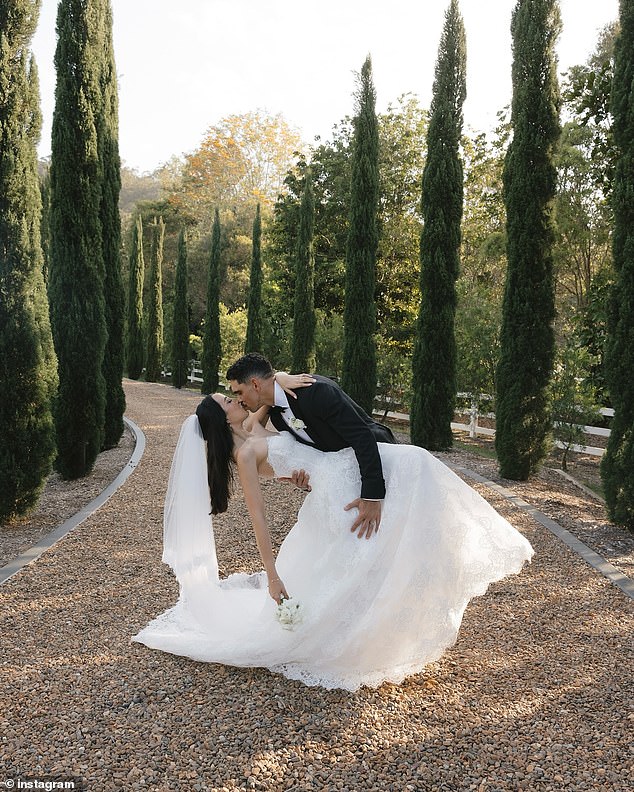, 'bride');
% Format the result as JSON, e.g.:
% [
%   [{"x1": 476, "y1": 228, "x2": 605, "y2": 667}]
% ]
[{"x1": 133, "y1": 374, "x2": 533, "y2": 692}]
